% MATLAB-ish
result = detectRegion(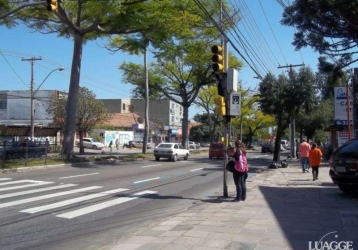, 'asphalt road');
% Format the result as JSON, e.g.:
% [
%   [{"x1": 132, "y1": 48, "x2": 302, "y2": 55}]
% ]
[{"x1": 0, "y1": 151, "x2": 275, "y2": 250}]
